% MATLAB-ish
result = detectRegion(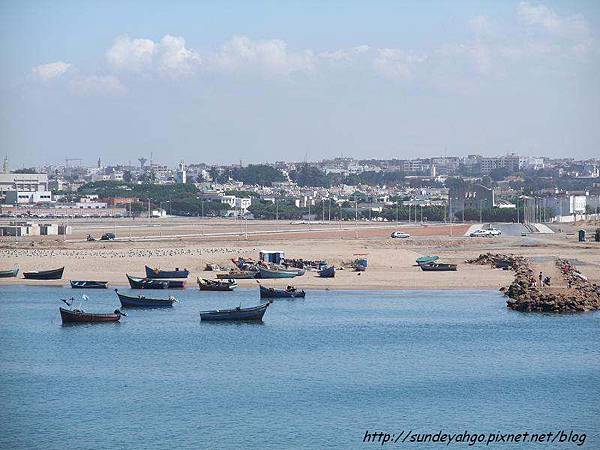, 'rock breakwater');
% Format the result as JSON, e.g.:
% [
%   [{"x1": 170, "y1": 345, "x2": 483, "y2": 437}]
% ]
[{"x1": 467, "y1": 253, "x2": 600, "y2": 313}]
